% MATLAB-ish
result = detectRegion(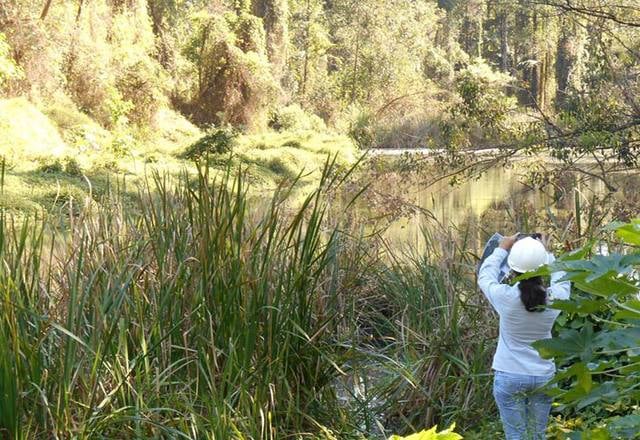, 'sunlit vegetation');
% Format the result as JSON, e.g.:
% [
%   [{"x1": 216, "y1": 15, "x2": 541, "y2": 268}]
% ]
[{"x1": 0, "y1": 162, "x2": 492, "y2": 438}]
